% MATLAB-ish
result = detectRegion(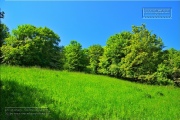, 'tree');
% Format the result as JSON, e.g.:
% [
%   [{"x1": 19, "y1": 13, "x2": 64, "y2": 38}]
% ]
[
  {"x1": 87, "y1": 44, "x2": 103, "y2": 74},
  {"x1": 120, "y1": 24, "x2": 164, "y2": 81},
  {"x1": 98, "y1": 31, "x2": 132, "y2": 77},
  {"x1": 82, "y1": 48, "x2": 90, "y2": 71},
  {"x1": 0, "y1": 23, "x2": 9, "y2": 62},
  {"x1": 55, "y1": 46, "x2": 65, "y2": 70},
  {"x1": 64, "y1": 40, "x2": 85, "y2": 71},
  {"x1": 1, "y1": 24, "x2": 61, "y2": 68},
  {"x1": 158, "y1": 48, "x2": 180, "y2": 81},
  {"x1": 0, "y1": 24, "x2": 9, "y2": 47}
]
